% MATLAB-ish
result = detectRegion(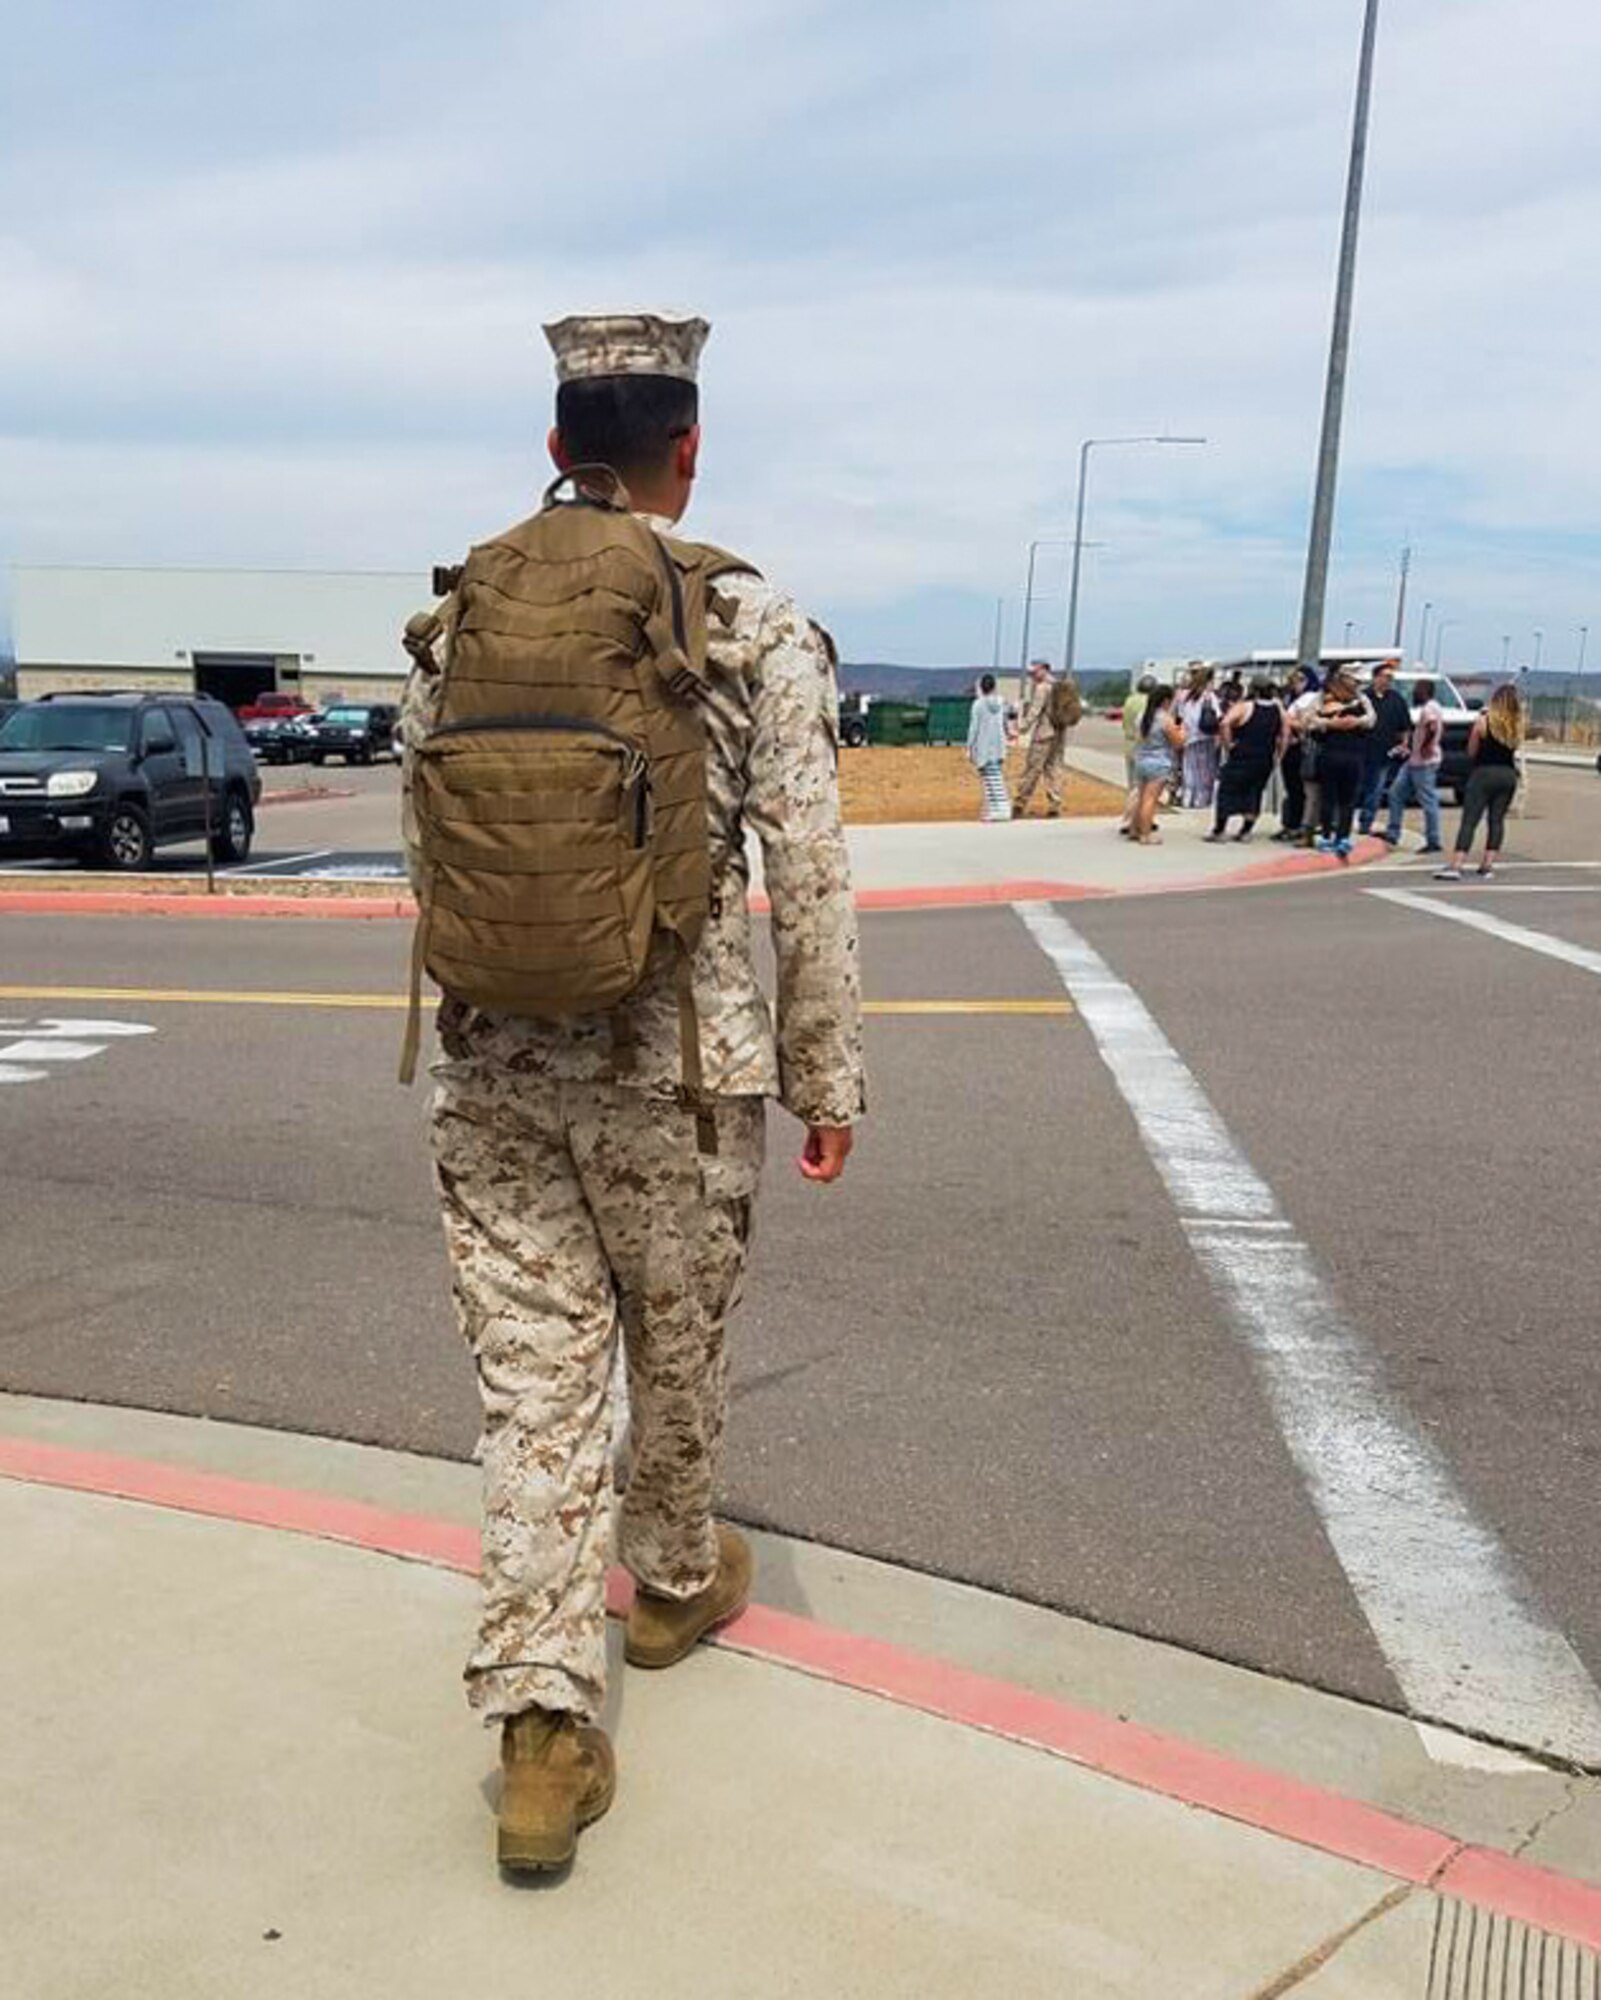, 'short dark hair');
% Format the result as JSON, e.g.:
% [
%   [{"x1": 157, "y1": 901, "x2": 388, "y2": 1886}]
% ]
[
  {"x1": 1413, "y1": 676, "x2": 1436, "y2": 703},
  {"x1": 979, "y1": 673, "x2": 997, "y2": 694},
  {"x1": 555, "y1": 374, "x2": 698, "y2": 483}
]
